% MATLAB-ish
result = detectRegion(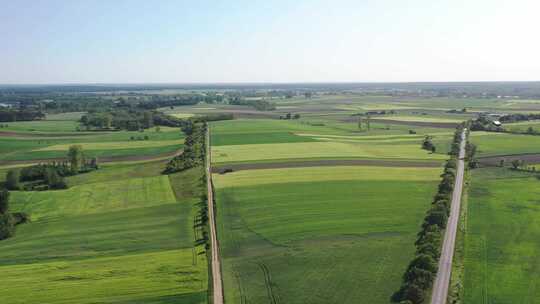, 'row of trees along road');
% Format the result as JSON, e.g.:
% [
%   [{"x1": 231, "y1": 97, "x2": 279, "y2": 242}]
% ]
[
  {"x1": 163, "y1": 121, "x2": 206, "y2": 174},
  {"x1": 392, "y1": 124, "x2": 468, "y2": 304},
  {"x1": 160, "y1": 118, "x2": 211, "y2": 250}
]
